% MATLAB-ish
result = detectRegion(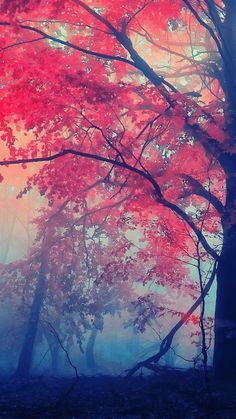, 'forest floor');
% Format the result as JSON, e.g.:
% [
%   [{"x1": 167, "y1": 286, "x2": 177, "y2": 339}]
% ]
[{"x1": 0, "y1": 368, "x2": 235, "y2": 418}]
